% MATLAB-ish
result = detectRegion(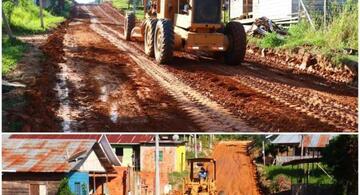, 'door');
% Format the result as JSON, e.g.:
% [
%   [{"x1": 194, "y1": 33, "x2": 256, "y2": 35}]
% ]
[{"x1": 30, "y1": 184, "x2": 39, "y2": 195}]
